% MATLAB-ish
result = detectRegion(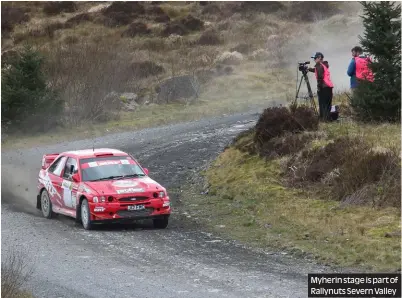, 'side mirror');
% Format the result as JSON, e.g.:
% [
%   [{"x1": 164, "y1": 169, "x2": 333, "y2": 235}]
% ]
[
  {"x1": 143, "y1": 168, "x2": 149, "y2": 176},
  {"x1": 72, "y1": 173, "x2": 80, "y2": 182}
]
